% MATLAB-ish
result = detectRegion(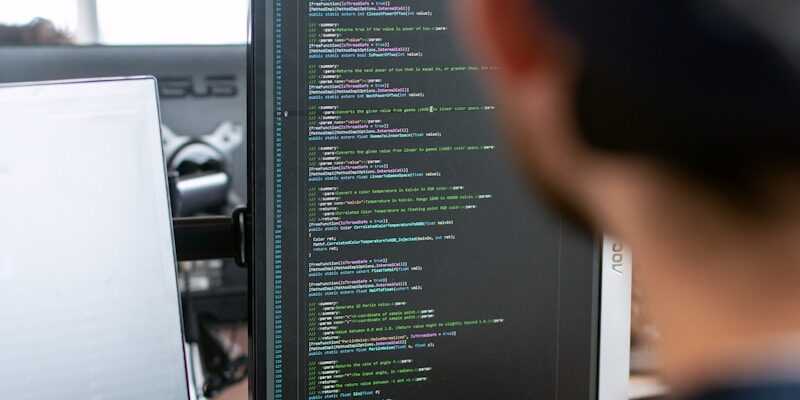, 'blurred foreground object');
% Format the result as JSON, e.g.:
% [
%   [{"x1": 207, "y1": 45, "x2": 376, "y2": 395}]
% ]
[{"x1": 542, "y1": 0, "x2": 800, "y2": 190}]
